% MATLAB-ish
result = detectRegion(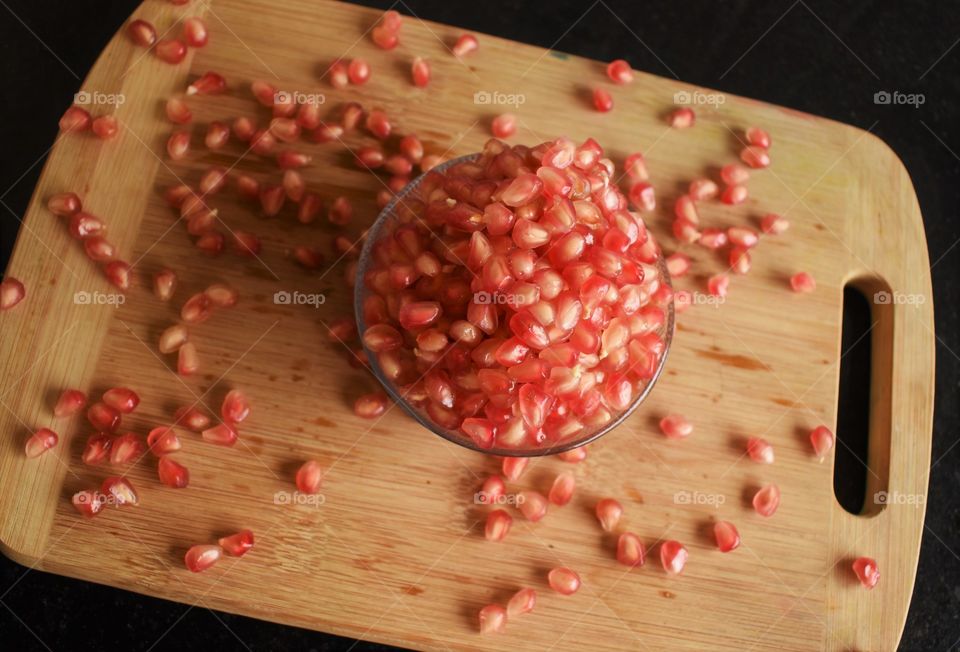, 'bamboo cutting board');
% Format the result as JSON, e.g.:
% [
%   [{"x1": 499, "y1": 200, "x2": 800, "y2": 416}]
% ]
[{"x1": 0, "y1": 0, "x2": 934, "y2": 650}]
